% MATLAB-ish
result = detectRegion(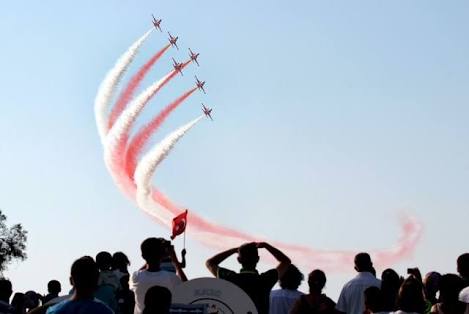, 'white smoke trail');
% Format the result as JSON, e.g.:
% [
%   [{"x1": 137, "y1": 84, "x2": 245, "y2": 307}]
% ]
[
  {"x1": 101, "y1": 71, "x2": 169, "y2": 195},
  {"x1": 134, "y1": 116, "x2": 204, "y2": 225},
  {"x1": 105, "y1": 71, "x2": 174, "y2": 159},
  {"x1": 95, "y1": 29, "x2": 153, "y2": 142}
]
